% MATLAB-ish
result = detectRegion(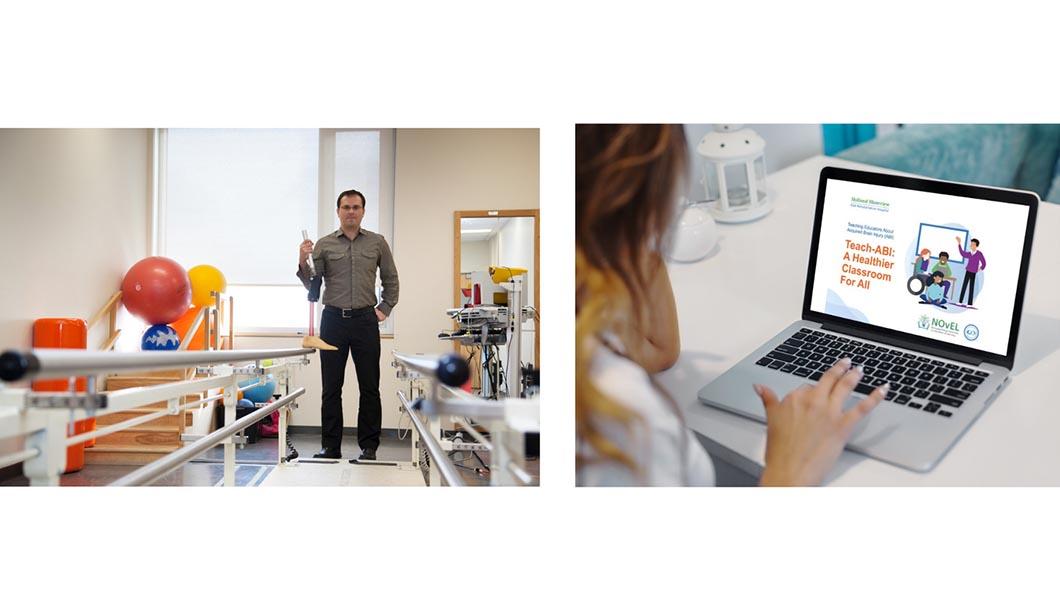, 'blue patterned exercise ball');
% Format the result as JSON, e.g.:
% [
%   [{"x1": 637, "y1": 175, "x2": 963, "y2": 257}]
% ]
[
  {"x1": 239, "y1": 374, "x2": 276, "y2": 403},
  {"x1": 142, "y1": 324, "x2": 181, "y2": 350}
]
